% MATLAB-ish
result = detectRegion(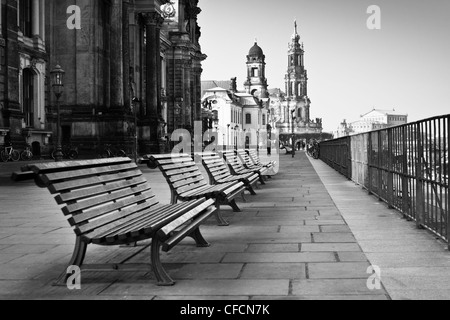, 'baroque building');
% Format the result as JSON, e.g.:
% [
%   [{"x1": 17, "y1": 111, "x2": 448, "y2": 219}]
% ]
[
  {"x1": 201, "y1": 42, "x2": 271, "y2": 150},
  {"x1": 0, "y1": 0, "x2": 205, "y2": 157},
  {"x1": 269, "y1": 21, "x2": 326, "y2": 146}
]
